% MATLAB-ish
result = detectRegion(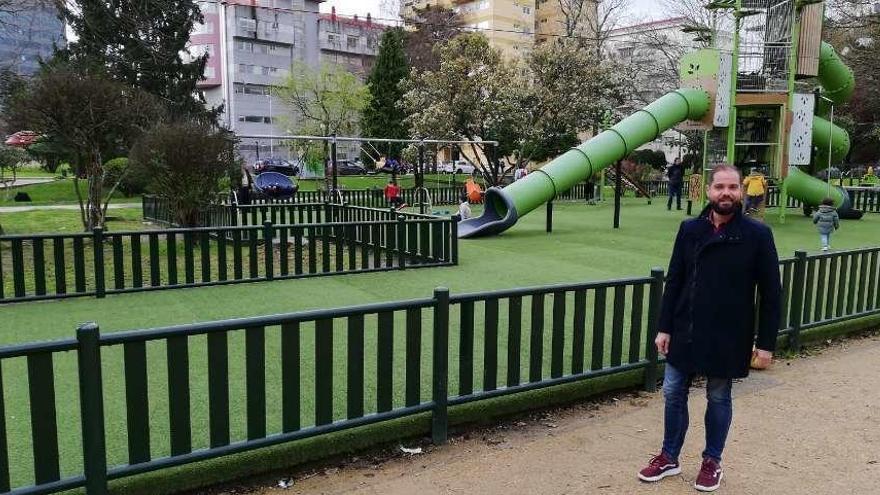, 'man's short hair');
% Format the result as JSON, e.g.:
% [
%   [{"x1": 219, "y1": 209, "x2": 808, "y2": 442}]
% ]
[{"x1": 709, "y1": 164, "x2": 741, "y2": 184}]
